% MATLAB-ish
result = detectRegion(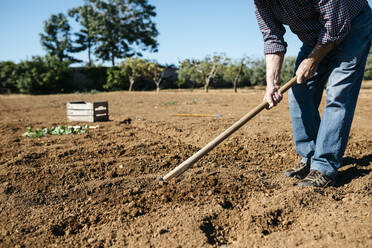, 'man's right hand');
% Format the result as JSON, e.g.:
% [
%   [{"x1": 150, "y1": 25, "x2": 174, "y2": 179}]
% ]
[{"x1": 264, "y1": 83, "x2": 282, "y2": 109}]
